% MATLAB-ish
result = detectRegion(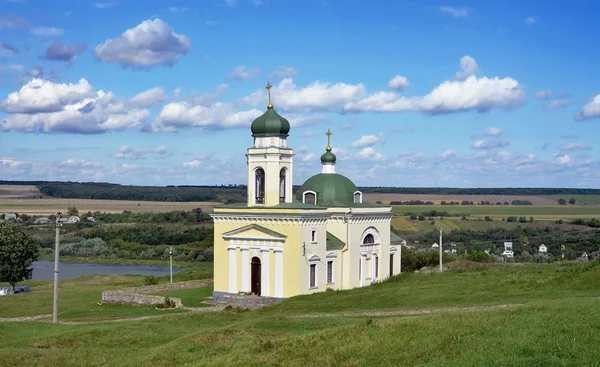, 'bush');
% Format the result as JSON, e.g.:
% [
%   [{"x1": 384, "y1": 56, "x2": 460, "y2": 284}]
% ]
[
  {"x1": 401, "y1": 249, "x2": 455, "y2": 272},
  {"x1": 143, "y1": 275, "x2": 159, "y2": 286},
  {"x1": 466, "y1": 251, "x2": 495, "y2": 263}
]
